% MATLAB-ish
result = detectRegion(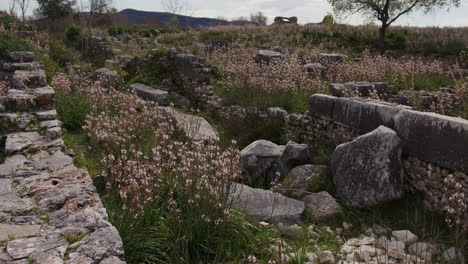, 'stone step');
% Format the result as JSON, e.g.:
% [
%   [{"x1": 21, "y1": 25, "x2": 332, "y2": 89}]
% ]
[
  {"x1": 1, "y1": 90, "x2": 36, "y2": 111},
  {"x1": 36, "y1": 110, "x2": 57, "y2": 121},
  {"x1": 4, "y1": 132, "x2": 64, "y2": 155},
  {"x1": 33, "y1": 86, "x2": 55, "y2": 106},
  {"x1": 8, "y1": 52, "x2": 35, "y2": 63},
  {"x1": 3, "y1": 62, "x2": 44, "y2": 72},
  {"x1": 10, "y1": 70, "x2": 47, "y2": 89},
  {"x1": 0, "y1": 112, "x2": 36, "y2": 132}
]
